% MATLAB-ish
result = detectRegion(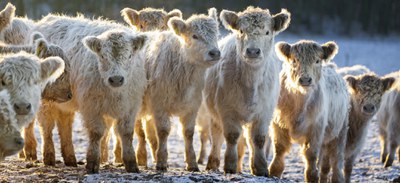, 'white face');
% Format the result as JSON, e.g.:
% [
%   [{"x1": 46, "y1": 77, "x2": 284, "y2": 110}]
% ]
[{"x1": 84, "y1": 31, "x2": 146, "y2": 89}]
